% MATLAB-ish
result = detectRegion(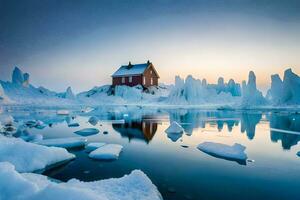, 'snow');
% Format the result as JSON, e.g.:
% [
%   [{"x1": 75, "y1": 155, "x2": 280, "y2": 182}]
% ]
[
  {"x1": 0, "y1": 162, "x2": 162, "y2": 200},
  {"x1": 85, "y1": 142, "x2": 106, "y2": 152},
  {"x1": 165, "y1": 121, "x2": 184, "y2": 134},
  {"x1": 0, "y1": 83, "x2": 11, "y2": 104},
  {"x1": 241, "y1": 71, "x2": 266, "y2": 106},
  {"x1": 89, "y1": 144, "x2": 123, "y2": 160},
  {"x1": 197, "y1": 142, "x2": 248, "y2": 164},
  {"x1": 112, "y1": 63, "x2": 149, "y2": 77},
  {"x1": 36, "y1": 137, "x2": 87, "y2": 148},
  {"x1": 0, "y1": 135, "x2": 75, "y2": 172},
  {"x1": 74, "y1": 128, "x2": 100, "y2": 136}
]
